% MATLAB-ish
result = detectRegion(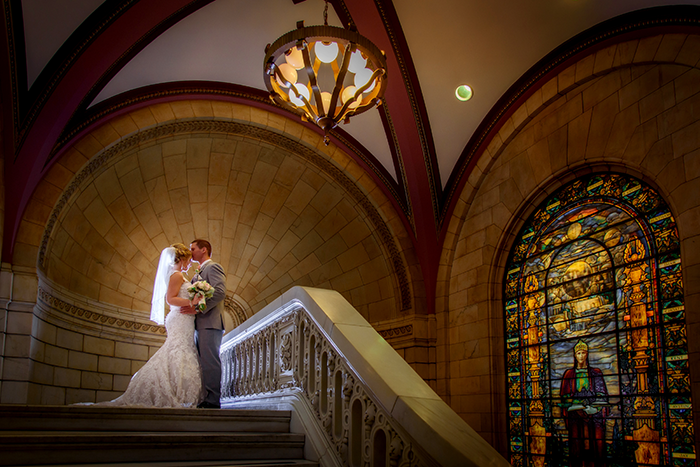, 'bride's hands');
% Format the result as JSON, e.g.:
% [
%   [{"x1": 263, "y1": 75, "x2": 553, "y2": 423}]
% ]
[{"x1": 180, "y1": 294, "x2": 202, "y2": 315}]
